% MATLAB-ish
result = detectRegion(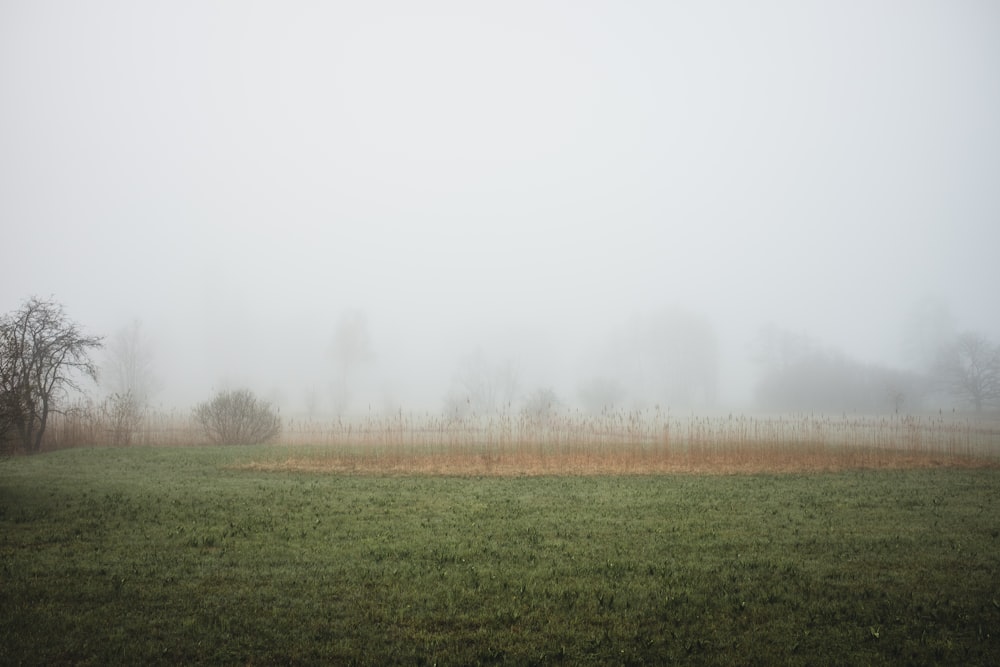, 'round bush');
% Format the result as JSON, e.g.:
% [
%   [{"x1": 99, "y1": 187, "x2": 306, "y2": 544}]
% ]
[{"x1": 192, "y1": 389, "x2": 281, "y2": 445}]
